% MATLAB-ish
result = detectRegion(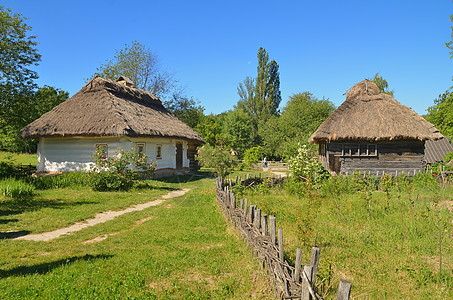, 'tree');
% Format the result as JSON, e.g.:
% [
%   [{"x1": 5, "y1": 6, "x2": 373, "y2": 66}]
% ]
[
  {"x1": 446, "y1": 15, "x2": 453, "y2": 58},
  {"x1": 0, "y1": 6, "x2": 41, "y2": 152},
  {"x1": 195, "y1": 114, "x2": 222, "y2": 146},
  {"x1": 261, "y1": 92, "x2": 335, "y2": 159},
  {"x1": 222, "y1": 109, "x2": 255, "y2": 156},
  {"x1": 163, "y1": 94, "x2": 205, "y2": 129},
  {"x1": 237, "y1": 48, "x2": 281, "y2": 119},
  {"x1": 195, "y1": 144, "x2": 237, "y2": 177},
  {"x1": 369, "y1": 73, "x2": 394, "y2": 96},
  {"x1": 93, "y1": 41, "x2": 177, "y2": 98},
  {"x1": 425, "y1": 90, "x2": 453, "y2": 137}
]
